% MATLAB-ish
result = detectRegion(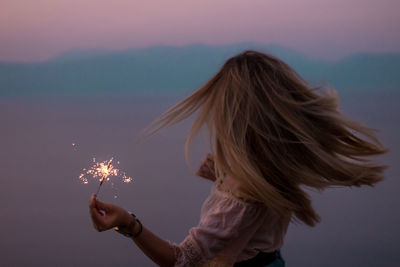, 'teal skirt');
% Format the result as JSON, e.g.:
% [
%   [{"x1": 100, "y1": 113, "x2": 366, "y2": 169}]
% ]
[
  {"x1": 265, "y1": 251, "x2": 285, "y2": 267},
  {"x1": 234, "y1": 250, "x2": 285, "y2": 267}
]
